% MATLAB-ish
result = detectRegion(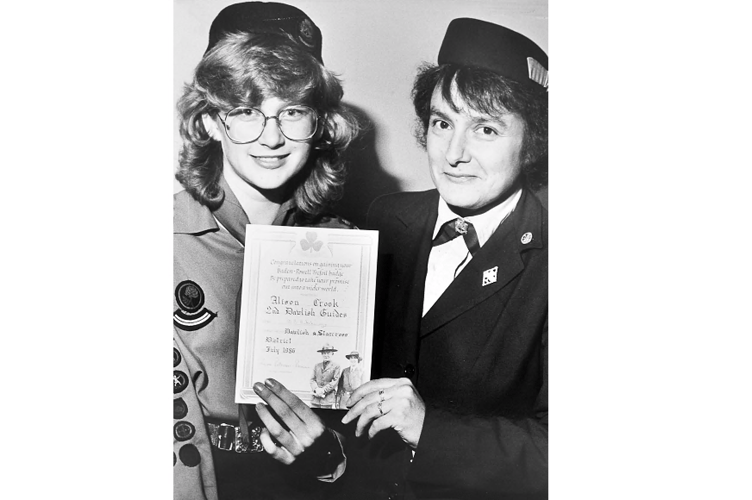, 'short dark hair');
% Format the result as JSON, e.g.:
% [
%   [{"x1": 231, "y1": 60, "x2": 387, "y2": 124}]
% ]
[
  {"x1": 176, "y1": 31, "x2": 360, "y2": 221},
  {"x1": 411, "y1": 63, "x2": 547, "y2": 190}
]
